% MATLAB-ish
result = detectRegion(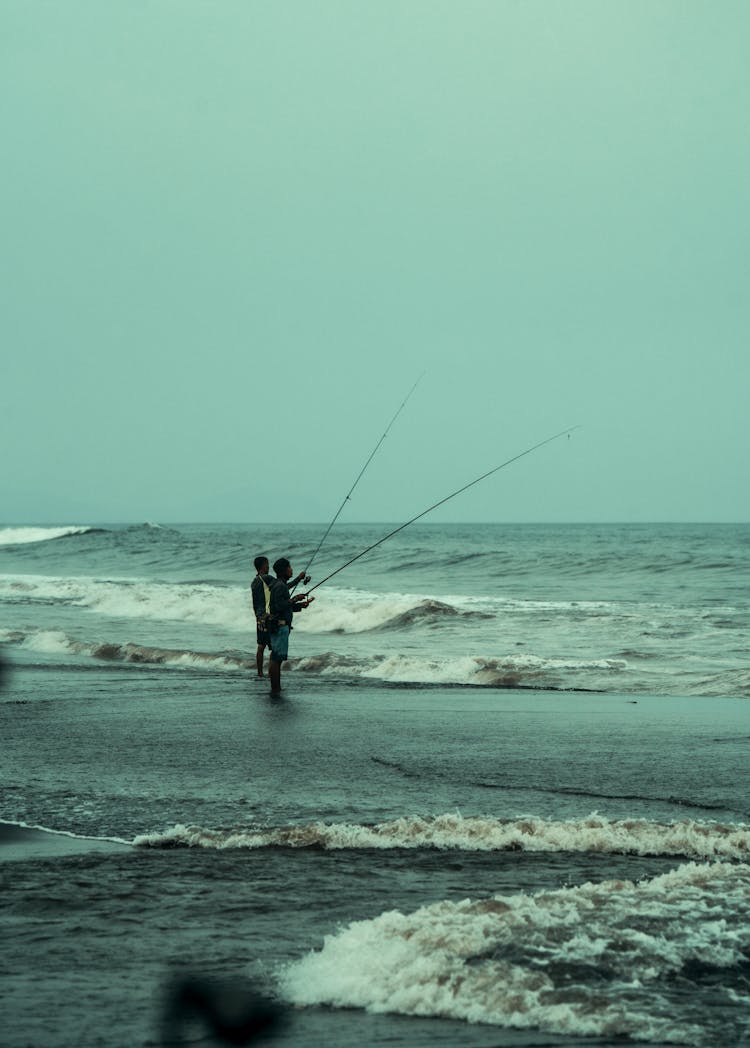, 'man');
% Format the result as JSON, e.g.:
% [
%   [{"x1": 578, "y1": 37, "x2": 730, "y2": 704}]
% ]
[
  {"x1": 250, "y1": 556, "x2": 274, "y2": 677},
  {"x1": 267, "y1": 557, "x2": 314, "y2": 695},
  {"x1": 251, "y1": 556, "x2": 310, "y2": 678}
]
